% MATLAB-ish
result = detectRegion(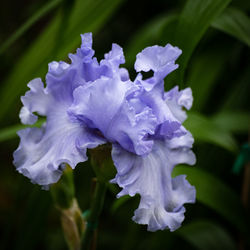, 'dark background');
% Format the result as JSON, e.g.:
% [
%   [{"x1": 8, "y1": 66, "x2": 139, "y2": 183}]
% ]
[{"x1": 0, "y1": 0, "x2": 249, "y2": 249}]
